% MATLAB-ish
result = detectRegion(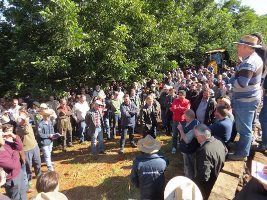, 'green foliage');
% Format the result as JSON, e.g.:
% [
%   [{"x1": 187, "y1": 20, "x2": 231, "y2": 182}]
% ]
[{"x1": 0, "y1": 0, "x2": 266, "y2": 97}]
